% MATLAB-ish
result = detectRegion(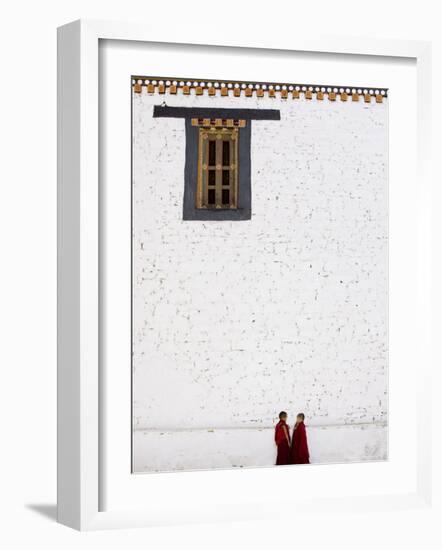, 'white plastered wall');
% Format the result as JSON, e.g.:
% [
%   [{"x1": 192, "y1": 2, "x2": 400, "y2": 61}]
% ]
[{"x1": 132, "y1": 88, "x2": 388, "y2": 472}]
